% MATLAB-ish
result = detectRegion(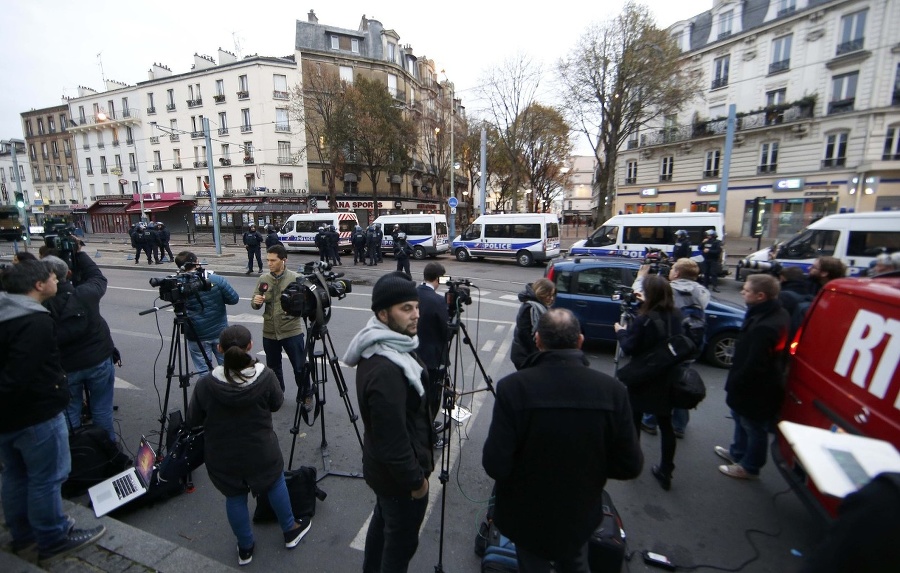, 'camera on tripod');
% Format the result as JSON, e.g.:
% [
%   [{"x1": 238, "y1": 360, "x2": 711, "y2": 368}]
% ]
[
  {"x1": 616, "y1": 286, "x2": 639, "y2": 308},
  {"x1": 148, "y1": 268, "x2": 211, "y2": 304},
  {"x1": 445, "y1": 278, "x2": 473, "y2": 317},
  {"x1": 642, "y1": 247, "x2": 671, "y2": 278},
  {"x1": 280, "y1": 261, "x2": 352, "y2": 324}
]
